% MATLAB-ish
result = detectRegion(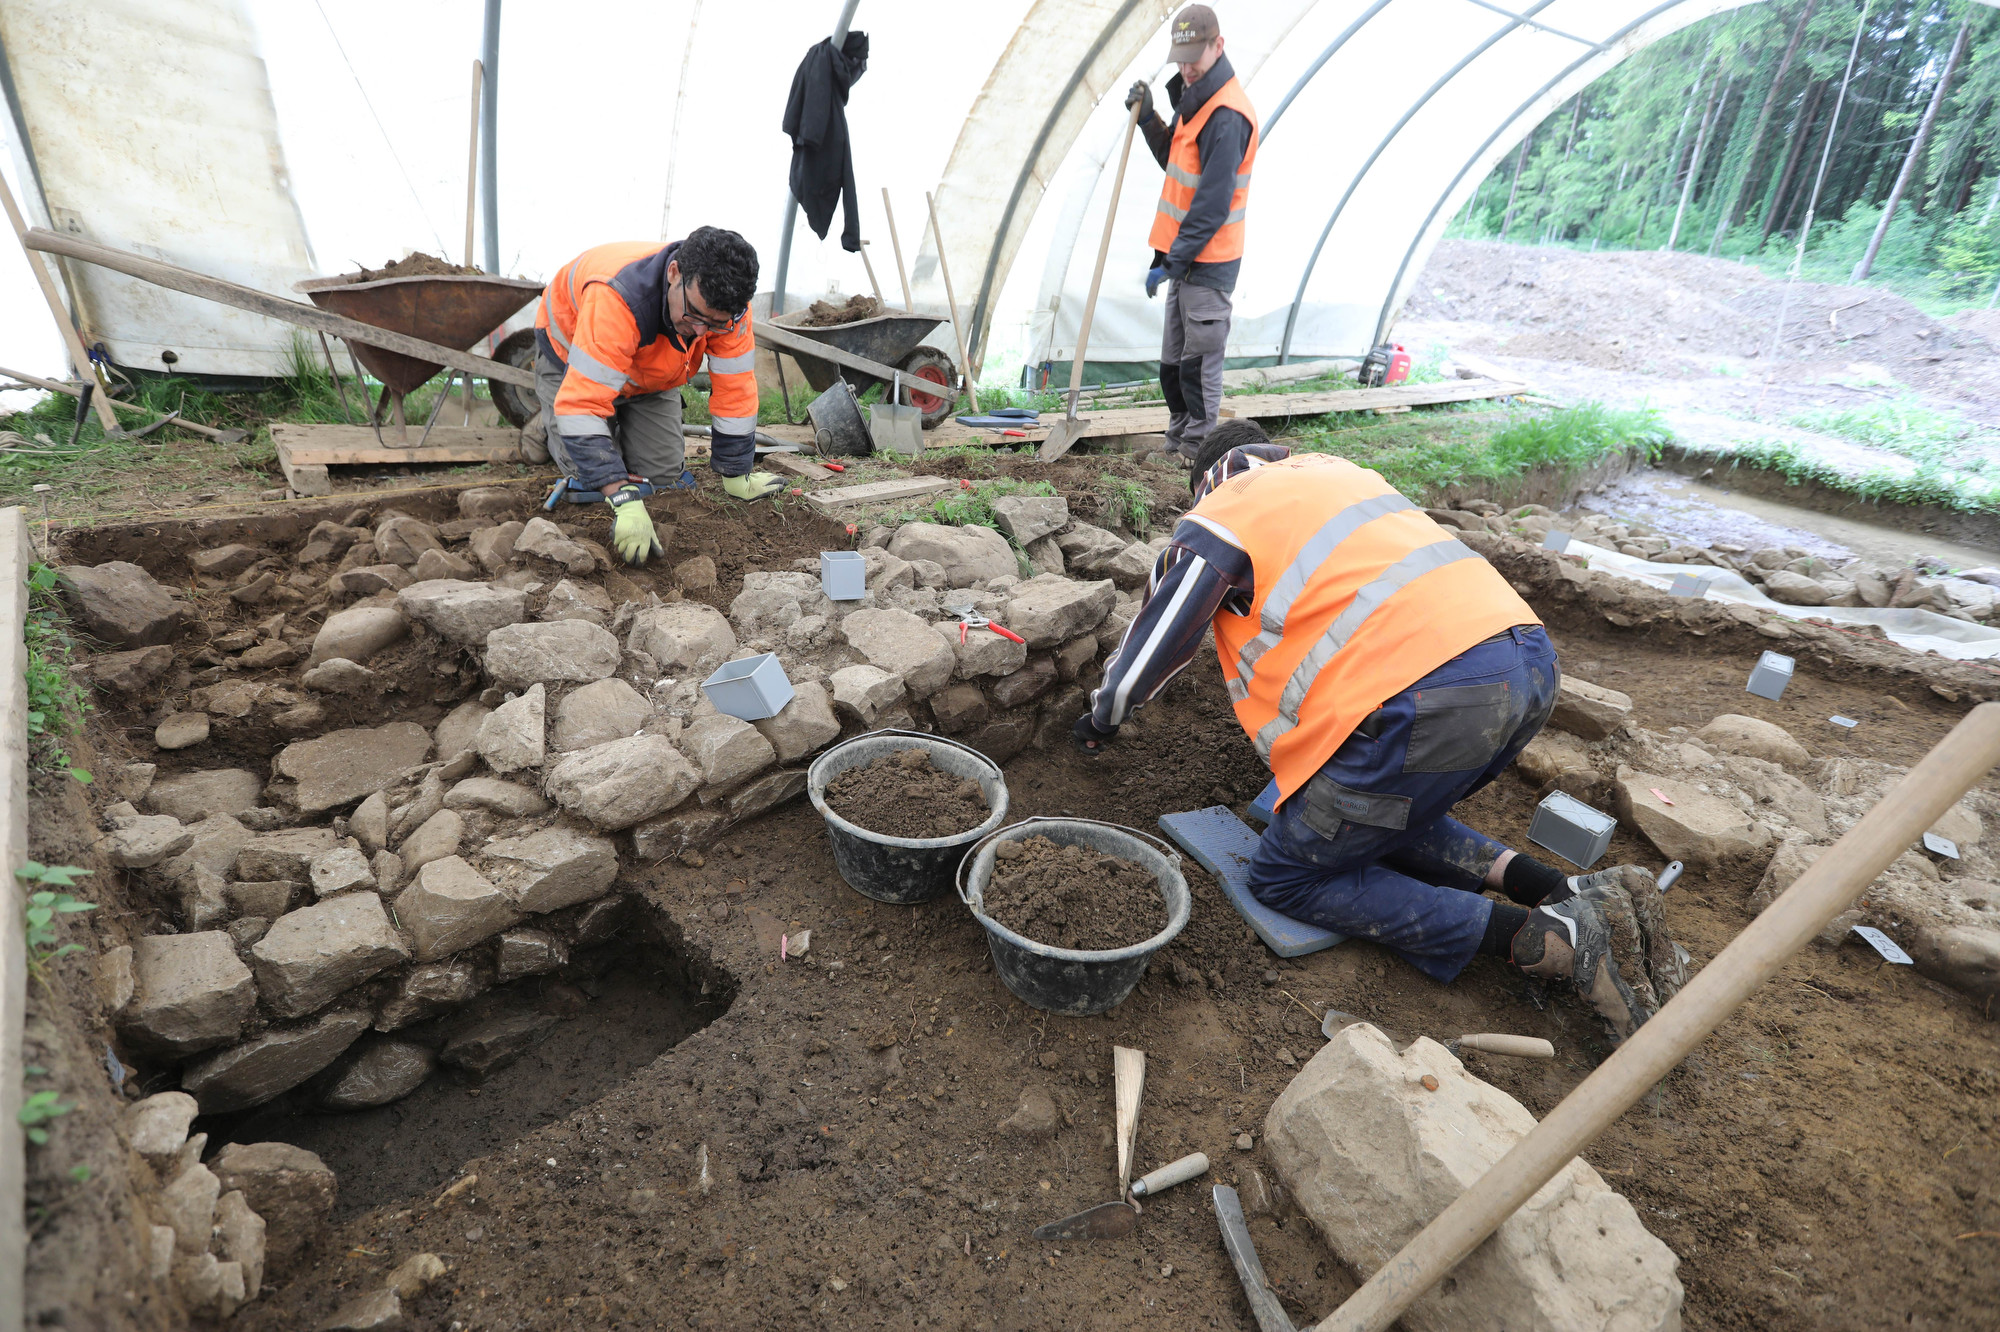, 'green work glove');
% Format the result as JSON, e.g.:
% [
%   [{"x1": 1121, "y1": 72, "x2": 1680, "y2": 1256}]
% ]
[
  {"x1": 721, "y1": 471, "x2": 785, "y2": 501},
  {"x1": 607, "y1": 485, "x2": 664, "y2": 565}
]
